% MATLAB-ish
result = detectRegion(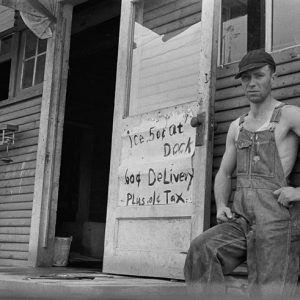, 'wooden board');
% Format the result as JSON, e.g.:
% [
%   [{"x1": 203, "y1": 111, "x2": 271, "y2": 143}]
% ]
[
  {"x1": 28, "y1": 2, "x2": 74, "y2": 266},
  {"x1": 104, "y1": 0, "x2": 220, "y2": 279}
]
